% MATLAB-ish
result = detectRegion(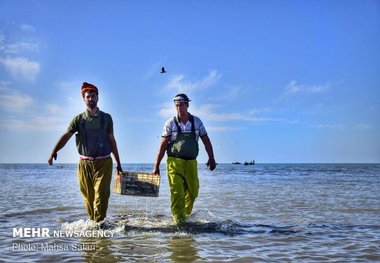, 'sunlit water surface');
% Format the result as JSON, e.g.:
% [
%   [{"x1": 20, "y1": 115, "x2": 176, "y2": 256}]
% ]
[{"x1": 1, "y1": 163, "x2": 379, "y2": 262}]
